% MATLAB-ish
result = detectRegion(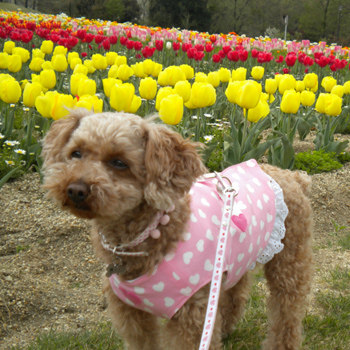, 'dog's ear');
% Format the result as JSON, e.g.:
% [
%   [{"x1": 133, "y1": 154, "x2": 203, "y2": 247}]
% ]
[
  {"x1": 42, "y1": 108, "x2": 92, "y2": 167},
  {"x1": 144, "y1": 123, "x2": 207, "y2": 210}
]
